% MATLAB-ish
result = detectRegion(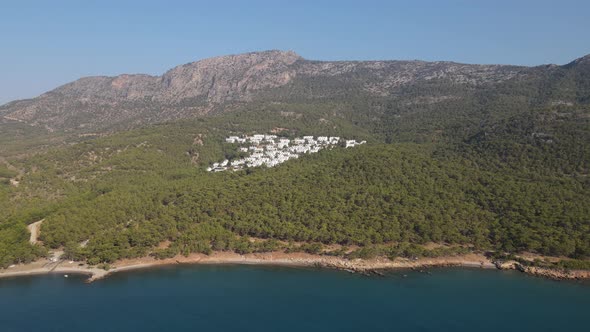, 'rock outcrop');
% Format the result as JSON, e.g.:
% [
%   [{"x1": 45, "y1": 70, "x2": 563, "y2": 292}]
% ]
[{"x1": 494, "y1": 260, "x2": 590, "y2": 280}]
